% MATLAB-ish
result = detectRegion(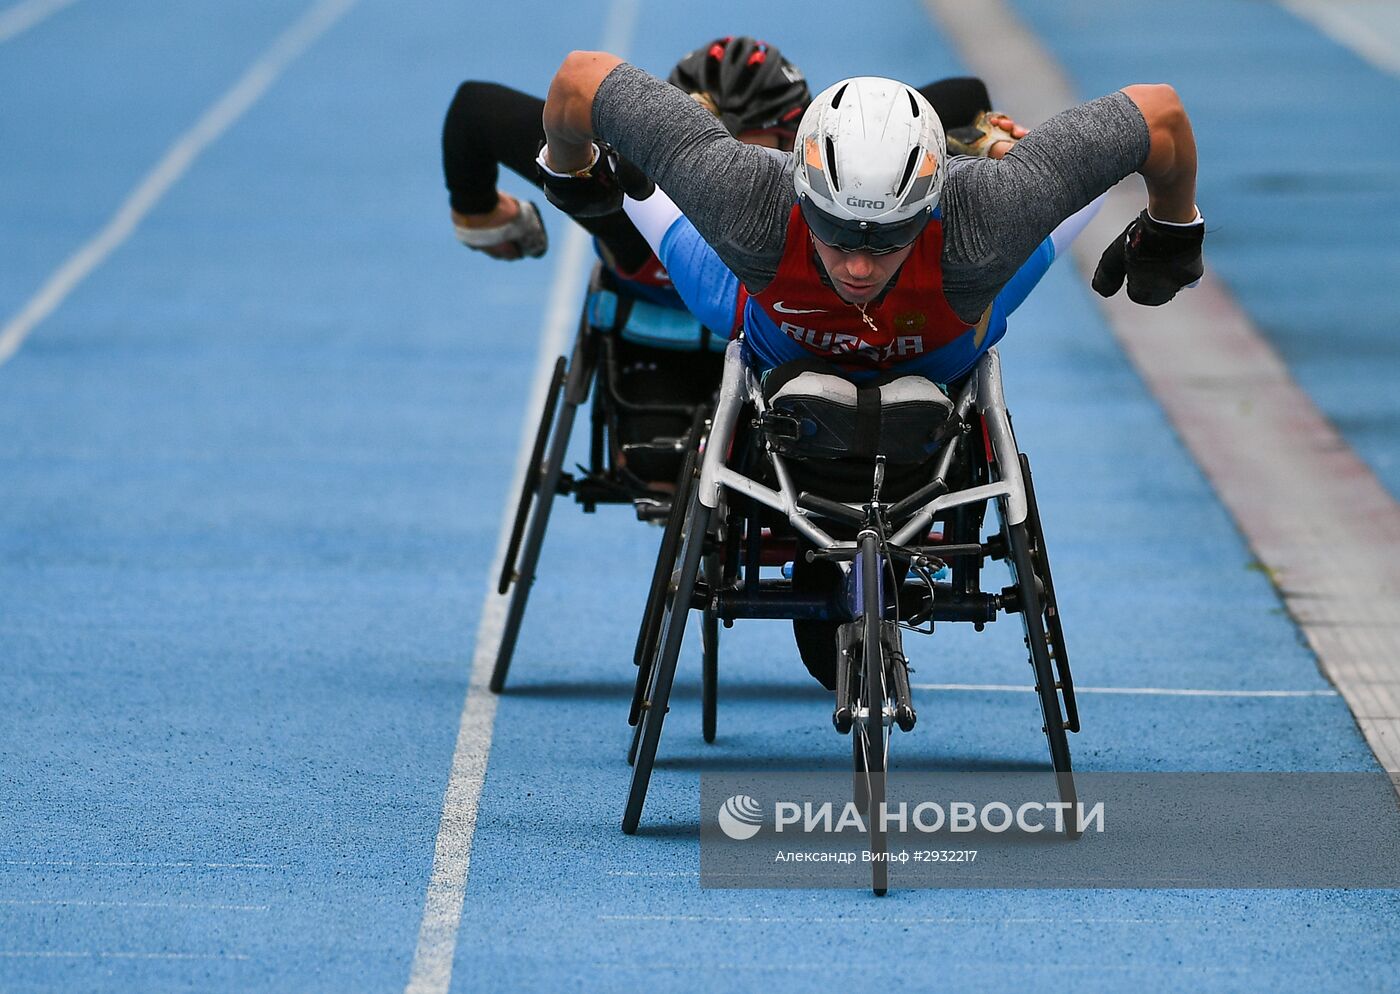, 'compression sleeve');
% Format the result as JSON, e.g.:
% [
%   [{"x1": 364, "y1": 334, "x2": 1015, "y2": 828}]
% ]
[
  {"x1": 1049, "y1": 192, "x2": 1106, "y2": 257},
  {"x1": 442, "y1": 80, "x2": 653, "y2": 270},
  {"x1": 594, "y1": 63, "x2": 792, "y2": 292},
  {"x1": 624, "y1": 189, "x2": 742, "y2": 334},
  {"x1": 623, "y1": 187, "x2": 682, "y2": 254},
  {"x1": 996, "y1": 193, "x2": 1106, "y2": 315},
  {"x1": 939, "y1": 92, "x2": 1149, "y2": 321},
  {"x1": 442, "y1": 81, "x2": 546, "y2": 215}
]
